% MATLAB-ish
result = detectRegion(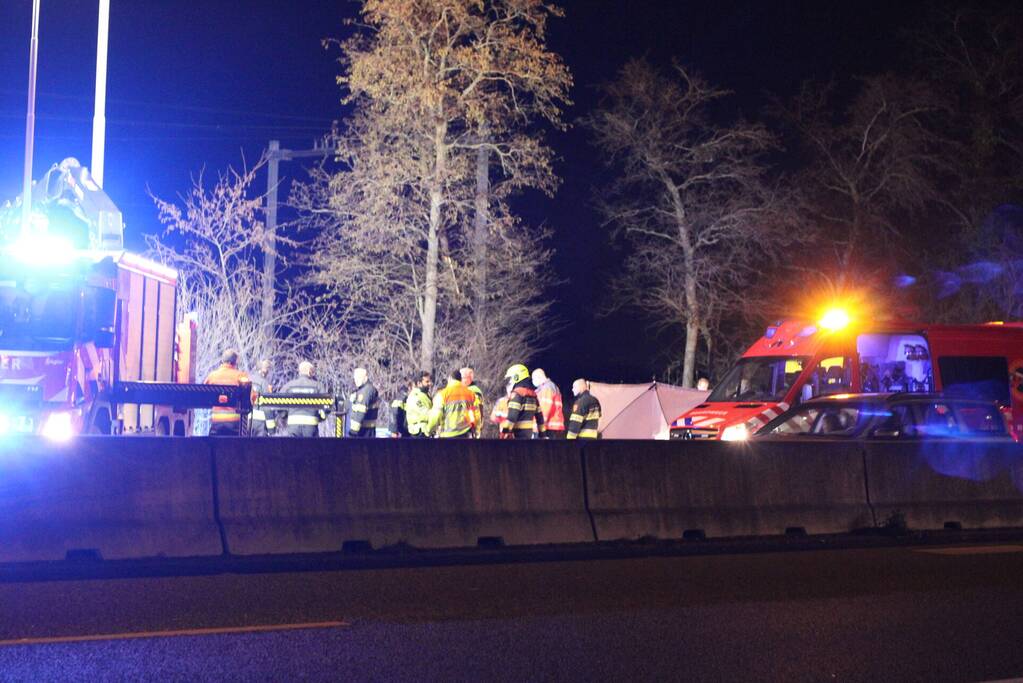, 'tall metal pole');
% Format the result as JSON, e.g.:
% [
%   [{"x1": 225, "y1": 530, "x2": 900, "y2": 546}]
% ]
[
  {"x1": 21, "y1": 0, "x2": 42, "y2": 231},
  {"x1": 91, "y1": 0, "x2": 110, "y2": 187},
  {"x1": 262, "y1": 140, "x2": 280, "y2": 332}
]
